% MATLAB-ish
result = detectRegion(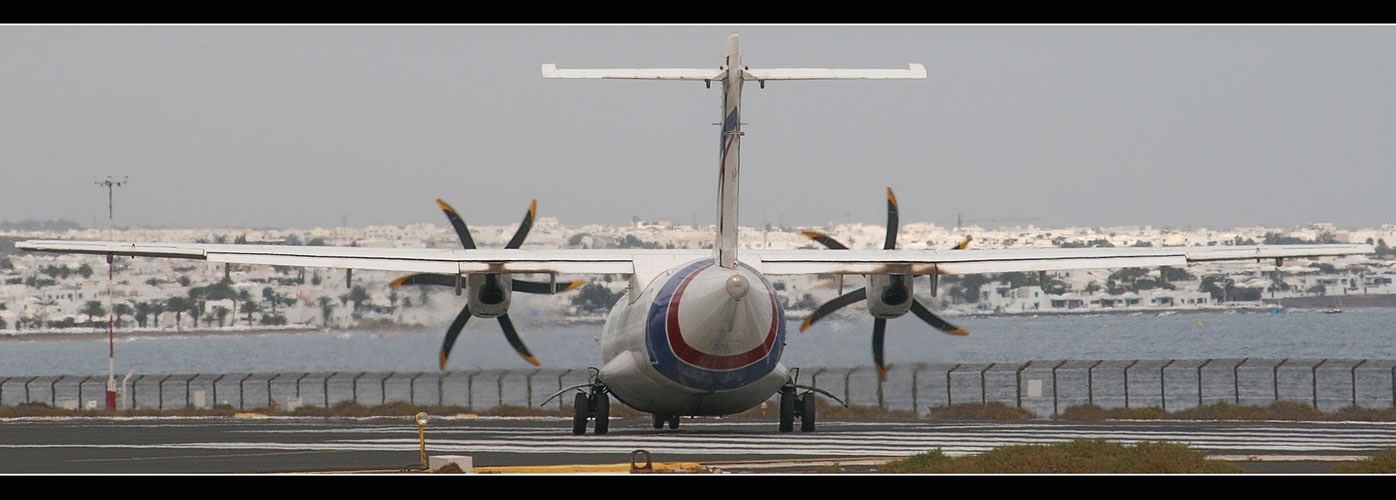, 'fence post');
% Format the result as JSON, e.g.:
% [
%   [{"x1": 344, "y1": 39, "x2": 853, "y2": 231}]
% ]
[
  {"x1": 1021, "y1": 361, "x2": 1039, "y2": 409},
  {"x1": 266, "y1": 374, "x2": 280, "y2": 409},
  {"x1": 295, "y1": 373, "x2": 309, "y2": 399},
  {"x1": 526, "y1": 369, "x2": 541, "y2": 407},
  {"x1": 468, "y1": 371, "x2": 479, "y2": 409},
  {"x1": 78, "y1": 376, "x2": 93, "y2": 410},
  {"x1": 323, "y1": 372, "x2": 338, "y2": 408},
  {"x1": 51, "y1": 376, "x2": 64, "y2": 407},
  {"x1": 1123, "y1": 361, "x2": 1138, "y2": 409},
  {"x1": 237, "y1": 374, "x2": 253, "y2": 410},
  {"x1": 0, "y1": 377, "x2": 9, "y2": 406},
  {"x1": 410, "y1": 372, "x2": 424, "y2": 406},
  {"x1": 155, "y1": 375, "x2": 171, "y2": 410},
  {"x1": 911, "y1": 364, "x2": 924, "y2": 416},
  {"x1": 843, "y1": 368, "x2": 858, "y2": 407},
  {"x1": 1197, "y1": 359, "x2": 1213, "y2": 407},
  {"x1": 211, "y1": 374, "x2": 226, "y2": 409},
  {"x1": 979, "y1": 363, "x2": 996, "y2": 405},
  {"x1": 1160, "y1": 360, "x2": 1174, "y2": 412},
  {"x1": 1233, "y1": 358, "x2": 1248, "y2": 405},
  {"x1": 351, "y1": 372, "x2": 368, "y2": 406},
  {"x1": 946, "y1": 364, "x2": 961, "y2": 407},
  {"x1": 556, "y1": 369, "x2": 573, "y2": 412},
  {"x1": 439, "y1": 372, "x2": 450, "y2": 407},
  {"x1": 877, "y1": 364, "x2": 886, "y2": 410},
  {"x1": 185, "y1": 375, "x2": 196, "y2": 408},
  {"x1": 1087, "y1": 360, "x2": 1102, "y2": 406},
  {"x1": 130, "y1": 375, "x2": 146, "y2": 410},
  {"x1": 1311, "y1": 359, "x2": 1328, "y2": 409},
  {"x1": 497, "y1": 371, "x2": 508, "y2": 407},
  {"x1": 1351, "y1": 360, "x2": 1367, "y2": 408},
  {"x1": 1048, "y1": 361, "x2": 1064, "y2": 416},
  {"x1": 1273, "y1": 359, "x2": 1288, "y2": 402},
  {"x1": 381, "y1": 372, "x2": 395, "y2": 406},
  {"x1": 24, "y1": 377, "x2": 37, "y2": 404}
]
